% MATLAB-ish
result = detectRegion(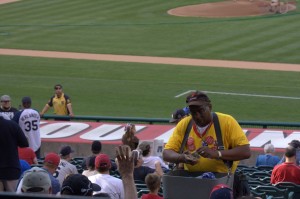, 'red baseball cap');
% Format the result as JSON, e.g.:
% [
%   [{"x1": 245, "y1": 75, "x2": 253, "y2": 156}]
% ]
[
  {"x1": 44, "y1": 152, "x2": 60, "y2": 166},
  {"x1": 95, "y1": 154, "x2": 111, "y2": 169},
  {"x1": 210, "y1": 184, "x2": 233, "y2": 199}
]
